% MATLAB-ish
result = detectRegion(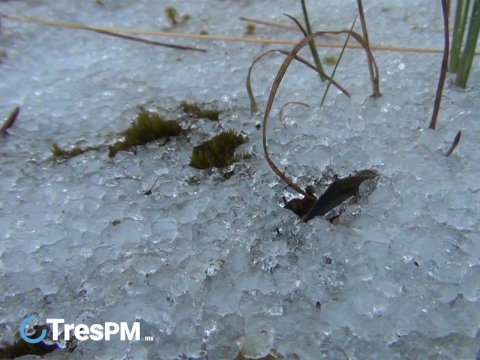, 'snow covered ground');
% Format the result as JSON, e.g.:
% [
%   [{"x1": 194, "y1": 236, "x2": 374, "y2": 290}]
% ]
[{"x1": 0, "y1": 0, "x2": 479, "y2": 359}]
